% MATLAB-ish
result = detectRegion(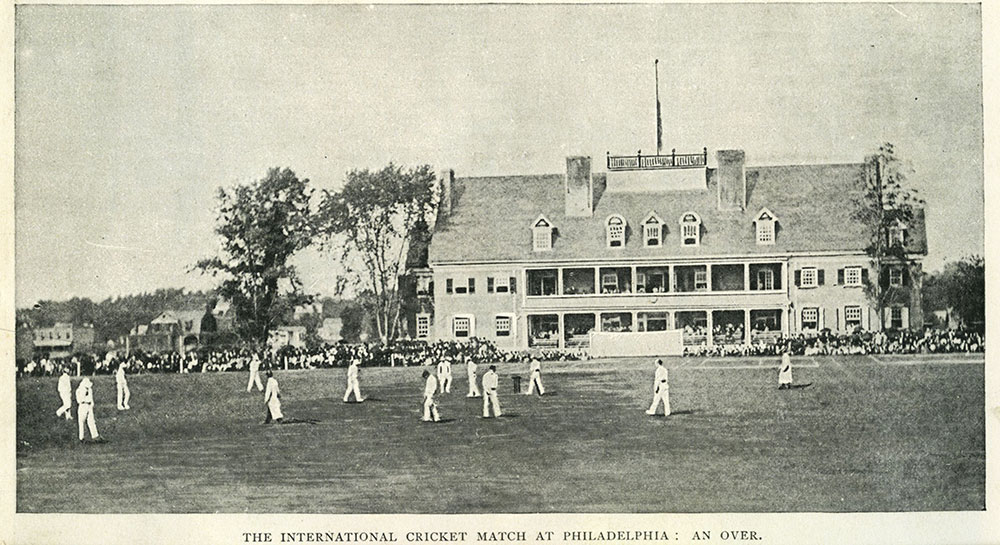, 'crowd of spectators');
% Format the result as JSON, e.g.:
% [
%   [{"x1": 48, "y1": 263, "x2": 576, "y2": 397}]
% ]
[{"x1": 683, "y1": 328, "x2": 985, "y2": 357}]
